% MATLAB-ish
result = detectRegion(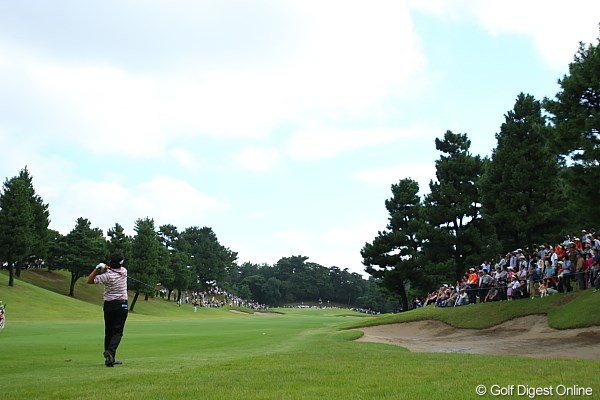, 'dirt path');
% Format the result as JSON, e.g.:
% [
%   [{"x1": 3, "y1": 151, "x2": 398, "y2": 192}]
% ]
[{"x1": 355, "y1": 315, "x2": 600, "y2": 360}]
